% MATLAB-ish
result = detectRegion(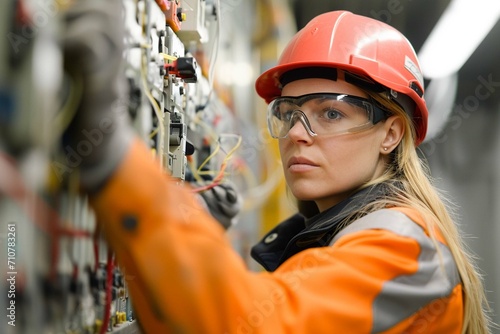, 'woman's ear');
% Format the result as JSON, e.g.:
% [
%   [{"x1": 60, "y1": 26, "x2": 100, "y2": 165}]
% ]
[{"x1": 380, "y1": 115, "x2": 405, "y2": 154}]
